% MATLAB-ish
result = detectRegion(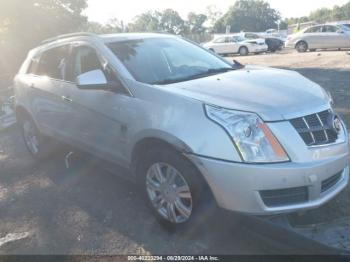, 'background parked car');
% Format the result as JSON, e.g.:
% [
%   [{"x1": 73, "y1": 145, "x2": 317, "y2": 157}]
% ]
[
  {"x1": 202, "y1": 35, "x2": 268, "y2": 56},
  {"x1": 285, "y1": 24, "x2": 350, "y2": 52},
  {"x1": 240, "y1": 32, "x2": 285, "y2": 52}
]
